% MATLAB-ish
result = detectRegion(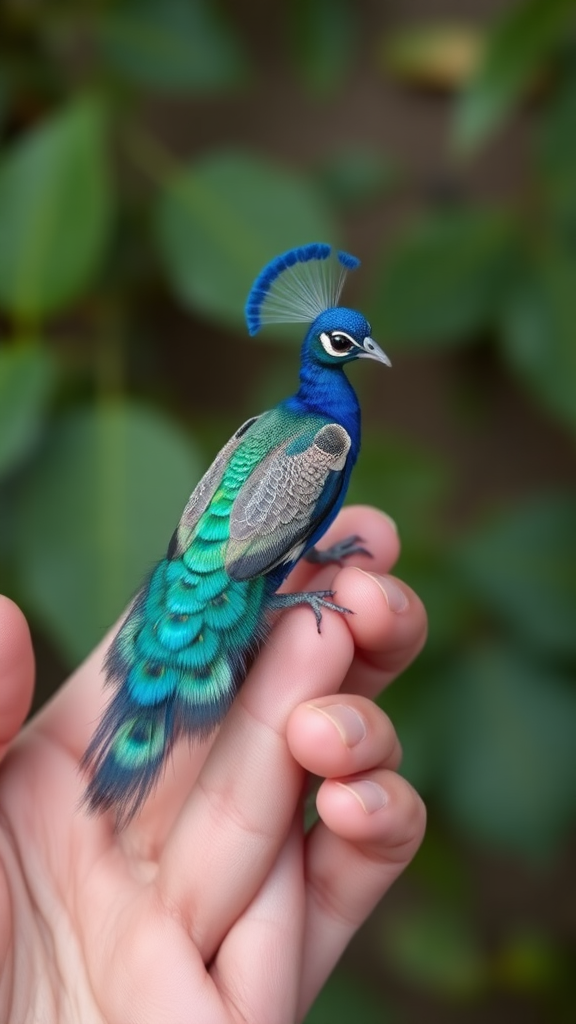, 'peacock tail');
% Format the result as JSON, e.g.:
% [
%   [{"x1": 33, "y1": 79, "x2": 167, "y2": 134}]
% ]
[{"x1": 81, "y1": 416, "x2": 275, "y2": 823}]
